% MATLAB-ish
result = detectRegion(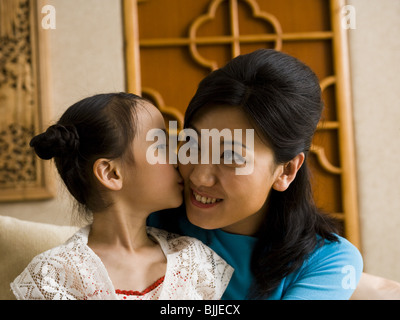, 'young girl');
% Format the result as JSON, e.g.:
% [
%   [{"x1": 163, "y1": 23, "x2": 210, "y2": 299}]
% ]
[{"x1": 11, "y1": 93, "x2": 233, "y2": 300}]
